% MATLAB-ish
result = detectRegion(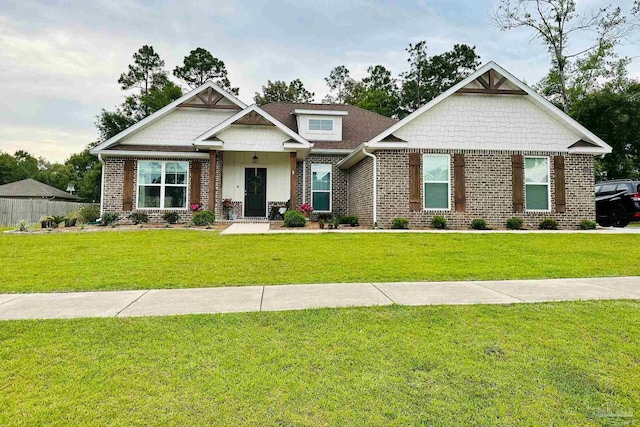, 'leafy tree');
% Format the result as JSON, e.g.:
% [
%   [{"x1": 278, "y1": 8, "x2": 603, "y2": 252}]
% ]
[
  {"x1": 400, "y1": 43, "x2": 480, "y2": 117},
  {"x1": 323, "y1": 65, "x2": 352, "y2": 103},
  {"x1": 95, "y1": 108, "x2": 137, "y2": 141},
  {"x1": 345, "y1": 65, "x2": 400, "y2": 117},
  {"x1": 492, "y1": 0, "x2": 638, "y2": 111},
  {"x1": 117, "y1": 45, "x2": 169, "y2": 116},
  {"x1": 173, "y1": 47, "x2": 239, "y2": 94},
  {"x1": 254, "y1": 79, "x2": 314, "y2": 104},
  {"x1": 571, "y1": 82, "x2": 640, "y2": 180}
]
